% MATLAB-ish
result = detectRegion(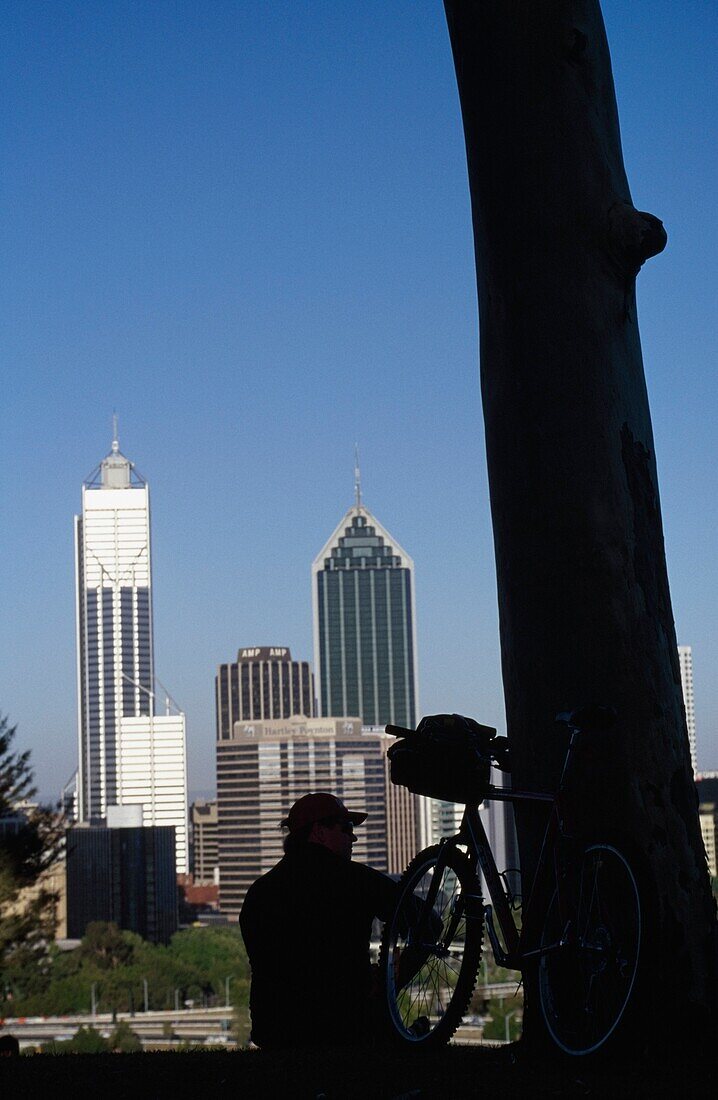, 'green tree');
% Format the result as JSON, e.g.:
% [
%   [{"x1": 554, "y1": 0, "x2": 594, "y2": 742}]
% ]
[
  {"x1": 3, "y1": 923, "x2": 251, "y2": 1018},
  {"x1": 482, "y1": 1000, "x2": 523, "y2": 1043},
  {"x1": 166, "y1": 925, "x2": 250, "y2": 1001},
  {"x1": 78, "y1": 922, "x2": 136, "y2": 970},
  {"x1": 40, "y1": 1025, "x2": 109, "y2": 1054},
  {"x1": 109, "y1": 1019, "x2": 142, "y2": 1052},
  {"x1": 231, "y1": 1003, "x2": 251, "y2": 1047},
  {"x1": 68, "y1": 1025, "x2": 111, "y2": 1054},
  {"x1": 0, "y1": 712, "x2": 64, "y2": 984}
]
